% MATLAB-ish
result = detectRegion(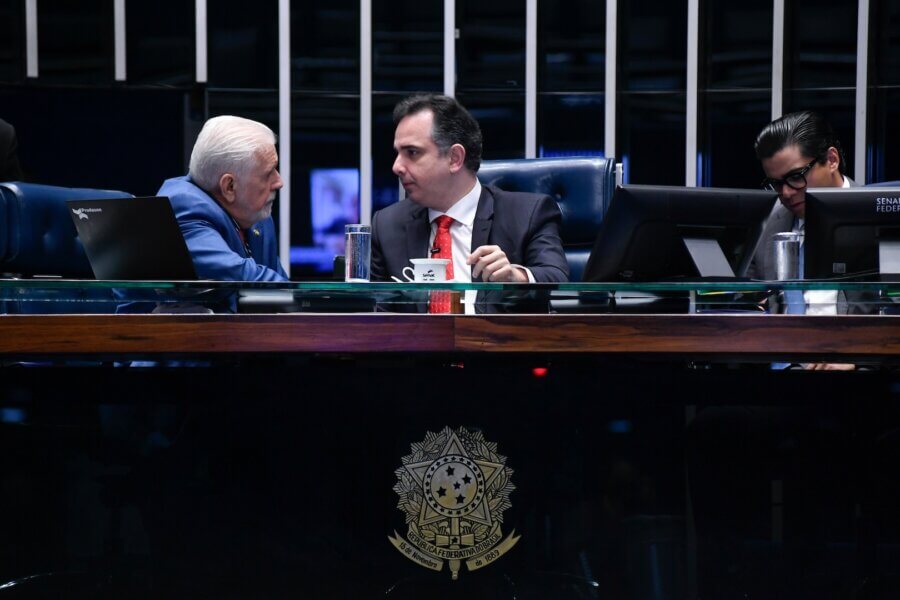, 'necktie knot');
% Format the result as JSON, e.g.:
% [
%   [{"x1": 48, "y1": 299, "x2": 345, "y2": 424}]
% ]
[{"x1": 435, "y1": 215, "x2": 454, "y2": 231}]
